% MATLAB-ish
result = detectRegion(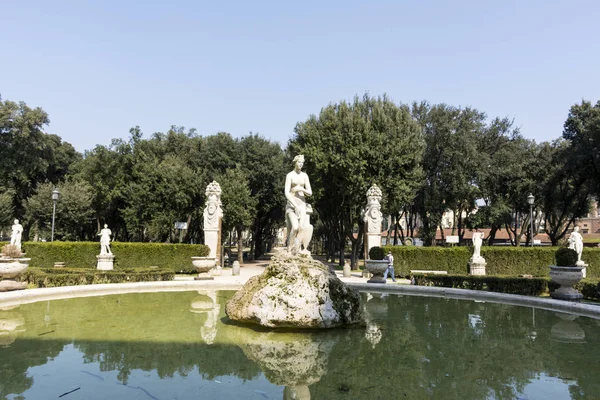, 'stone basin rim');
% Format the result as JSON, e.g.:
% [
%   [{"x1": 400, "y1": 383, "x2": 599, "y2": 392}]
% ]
[{"x1": 0, "y1": 280, "x2": 598, "y2": 319}]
